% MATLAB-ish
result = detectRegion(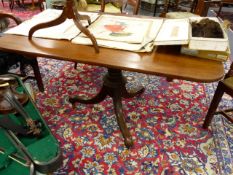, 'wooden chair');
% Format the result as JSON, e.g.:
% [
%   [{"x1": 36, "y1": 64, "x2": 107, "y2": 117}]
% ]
[
  {"x1": 152, "y1": 0, "x2": 178, "y2": 16},
  {"x1": 86, "y1": 0, "x2": 140, "y2": 14},
  {"x1": 123, "y1": 0, "x2": 141, "y2": 14},
  {"x1": 217, "y1": 0, "x2": 233, "y2": 17},
  {"x1": 160, "y1": 0, "x2": 212, "y2": 18},
  {"x1": 0, "y1": 12, "x2": 44, "y2": 92},
  {"x1": 1, "y1": 0, "x2": 44, "y2": 11},
  {"x1": 49, "y1": 0, "x2": 140, "y2": 14},
  {"x1": 203, "y1": 62, "x2": 233, "y2": 128}
]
